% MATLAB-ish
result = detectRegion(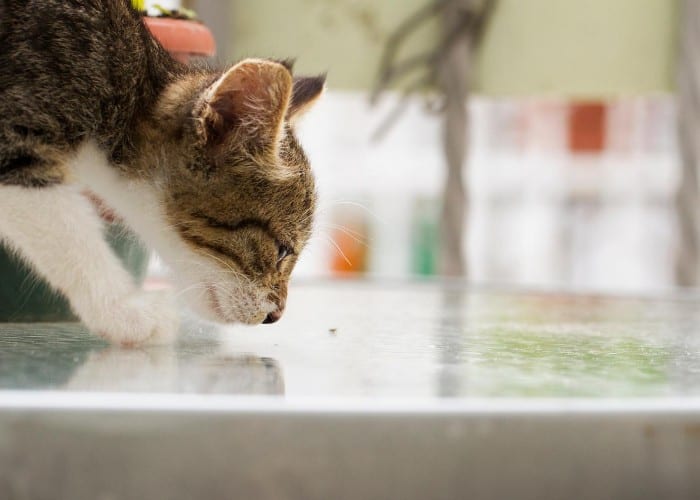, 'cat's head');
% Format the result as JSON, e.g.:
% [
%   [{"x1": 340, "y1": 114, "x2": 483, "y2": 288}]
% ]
[{"x1": 151, "y1": 59, "x2": 323, "y2": 325}]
